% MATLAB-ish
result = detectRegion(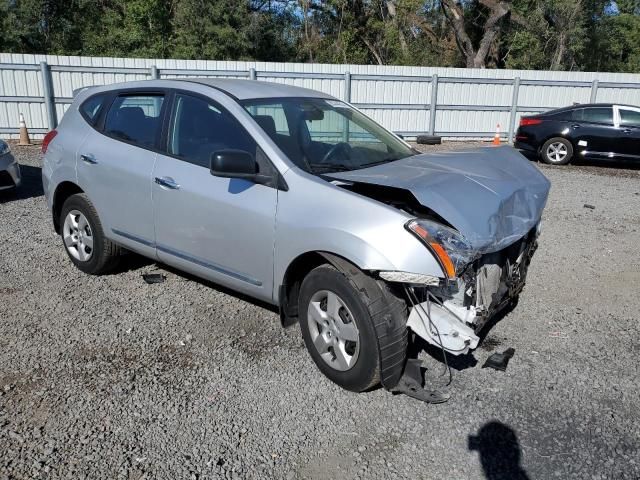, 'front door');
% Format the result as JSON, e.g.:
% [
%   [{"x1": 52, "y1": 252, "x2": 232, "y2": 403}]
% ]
[
  {"x1": 152, "y1": 92, "x2": 278, "y2": 301},
  {"x1": 616, "y1": 106, "x2": 640, "y2": 161},
  {"x1": 77, "y1": 92, "x2": 166, "y2": 257}
]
